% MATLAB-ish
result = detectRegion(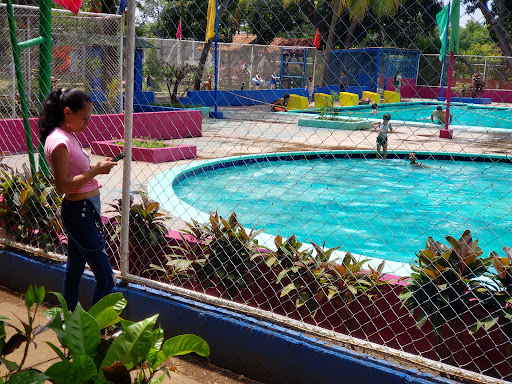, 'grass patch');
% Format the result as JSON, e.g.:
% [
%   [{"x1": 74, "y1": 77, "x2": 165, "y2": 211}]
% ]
[
  {"x1": 114, "y1": 137, "x2": 175, "y2": 149},
  {"x1": 152, "y1": 101, "x2": 201, "y2": 108}
]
